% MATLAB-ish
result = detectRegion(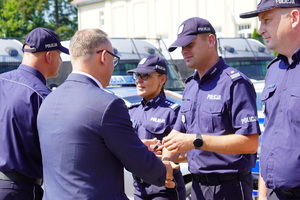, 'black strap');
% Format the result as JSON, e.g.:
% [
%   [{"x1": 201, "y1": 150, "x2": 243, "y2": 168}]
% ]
[
  {"x1": 192, "y1": 169, "x2": 250, "y2": 185},
  {"x1": 0, "y1": 171, "x2": 43, "y2": 186}
]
